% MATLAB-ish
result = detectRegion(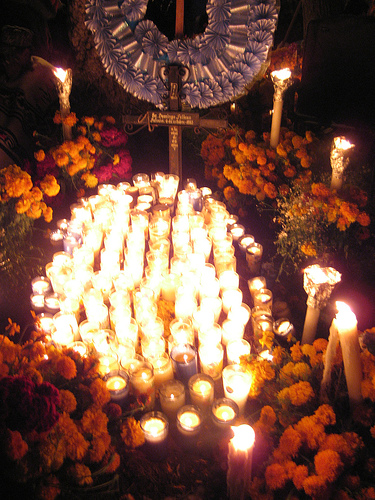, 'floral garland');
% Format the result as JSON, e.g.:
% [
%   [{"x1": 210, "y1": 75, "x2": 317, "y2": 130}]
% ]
[{"x1": 85, "y1": 0, "x2": 279, "y2": 108}]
